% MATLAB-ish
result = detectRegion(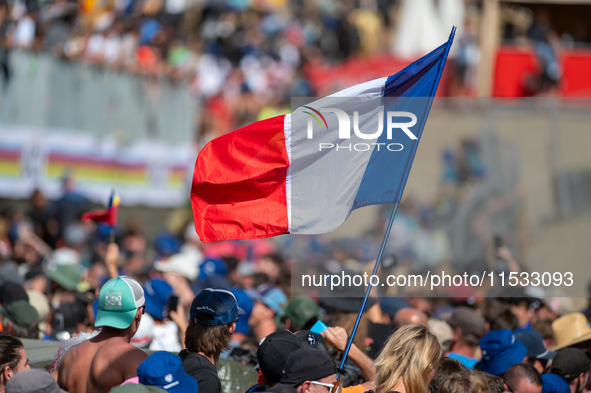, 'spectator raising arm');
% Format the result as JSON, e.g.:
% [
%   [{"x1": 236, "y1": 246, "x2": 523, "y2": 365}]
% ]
[
  {"x1": 321, "y1": 326, "x2": 376, "y2": 390},
  {"x1": 105, "y1": 243, "x2": 120, "y2": 279}
]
